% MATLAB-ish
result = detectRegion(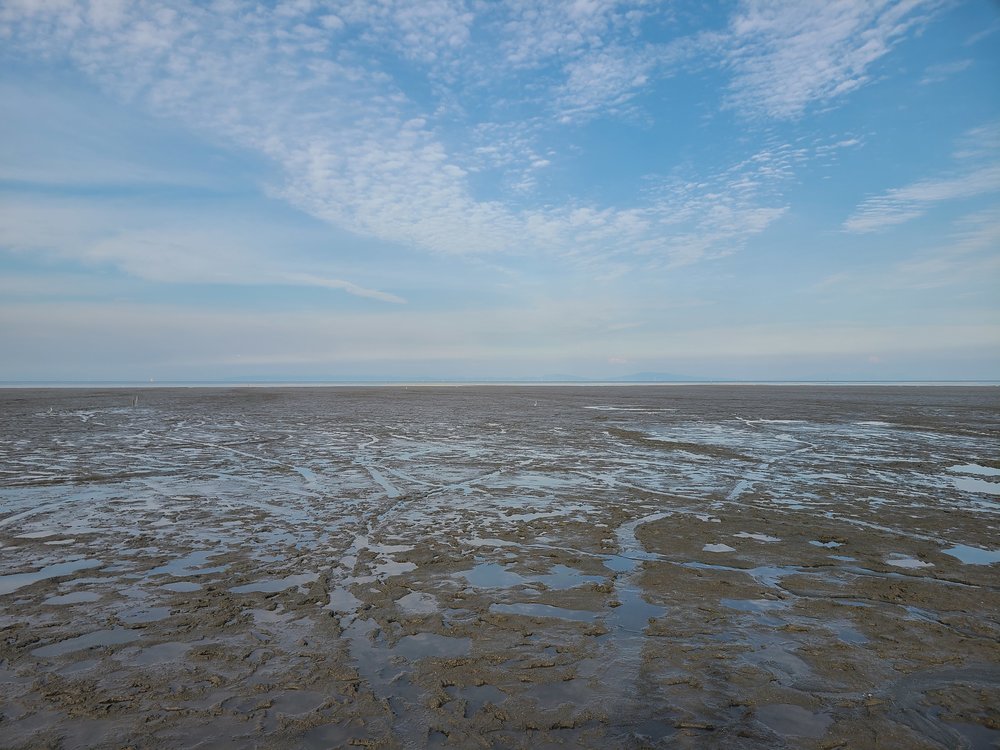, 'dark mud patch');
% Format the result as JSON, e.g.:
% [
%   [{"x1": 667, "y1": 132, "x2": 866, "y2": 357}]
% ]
[{"x1": 606, "y1": 427, "x2": 754, "y2": 461}]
